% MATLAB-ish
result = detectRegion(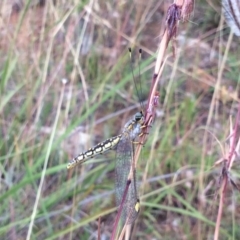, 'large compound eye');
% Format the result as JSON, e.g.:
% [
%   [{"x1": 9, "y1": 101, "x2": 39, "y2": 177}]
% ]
[{"x1": 135, "y1": 111, "x2": 143, "y2": 122}]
